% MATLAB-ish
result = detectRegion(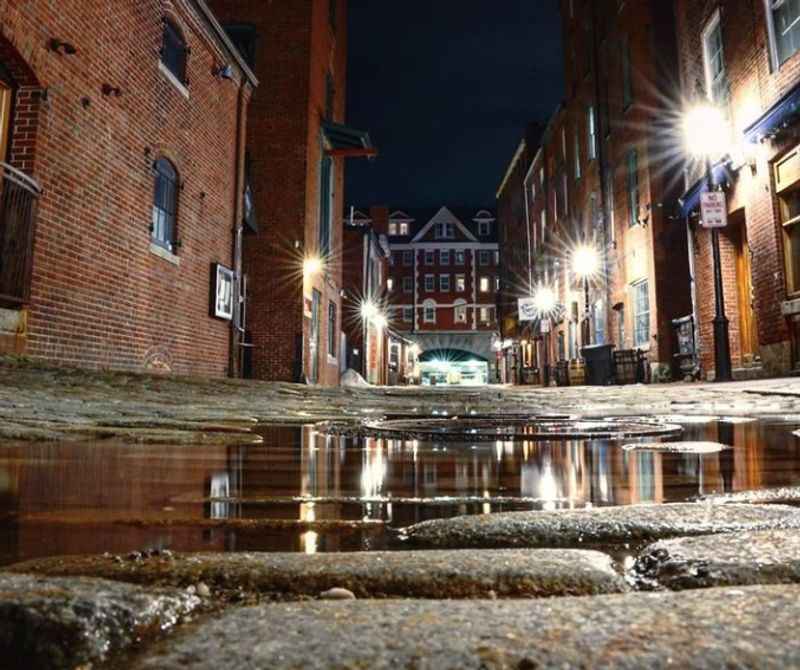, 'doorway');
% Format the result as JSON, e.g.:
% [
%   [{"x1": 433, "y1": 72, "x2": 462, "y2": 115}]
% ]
[
  {"x1": 0, "y1": 64, "x2": 13, "y2": 163},
  {"x1": 729, "y1": 212, "x2": 757, "y2": 364}
]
